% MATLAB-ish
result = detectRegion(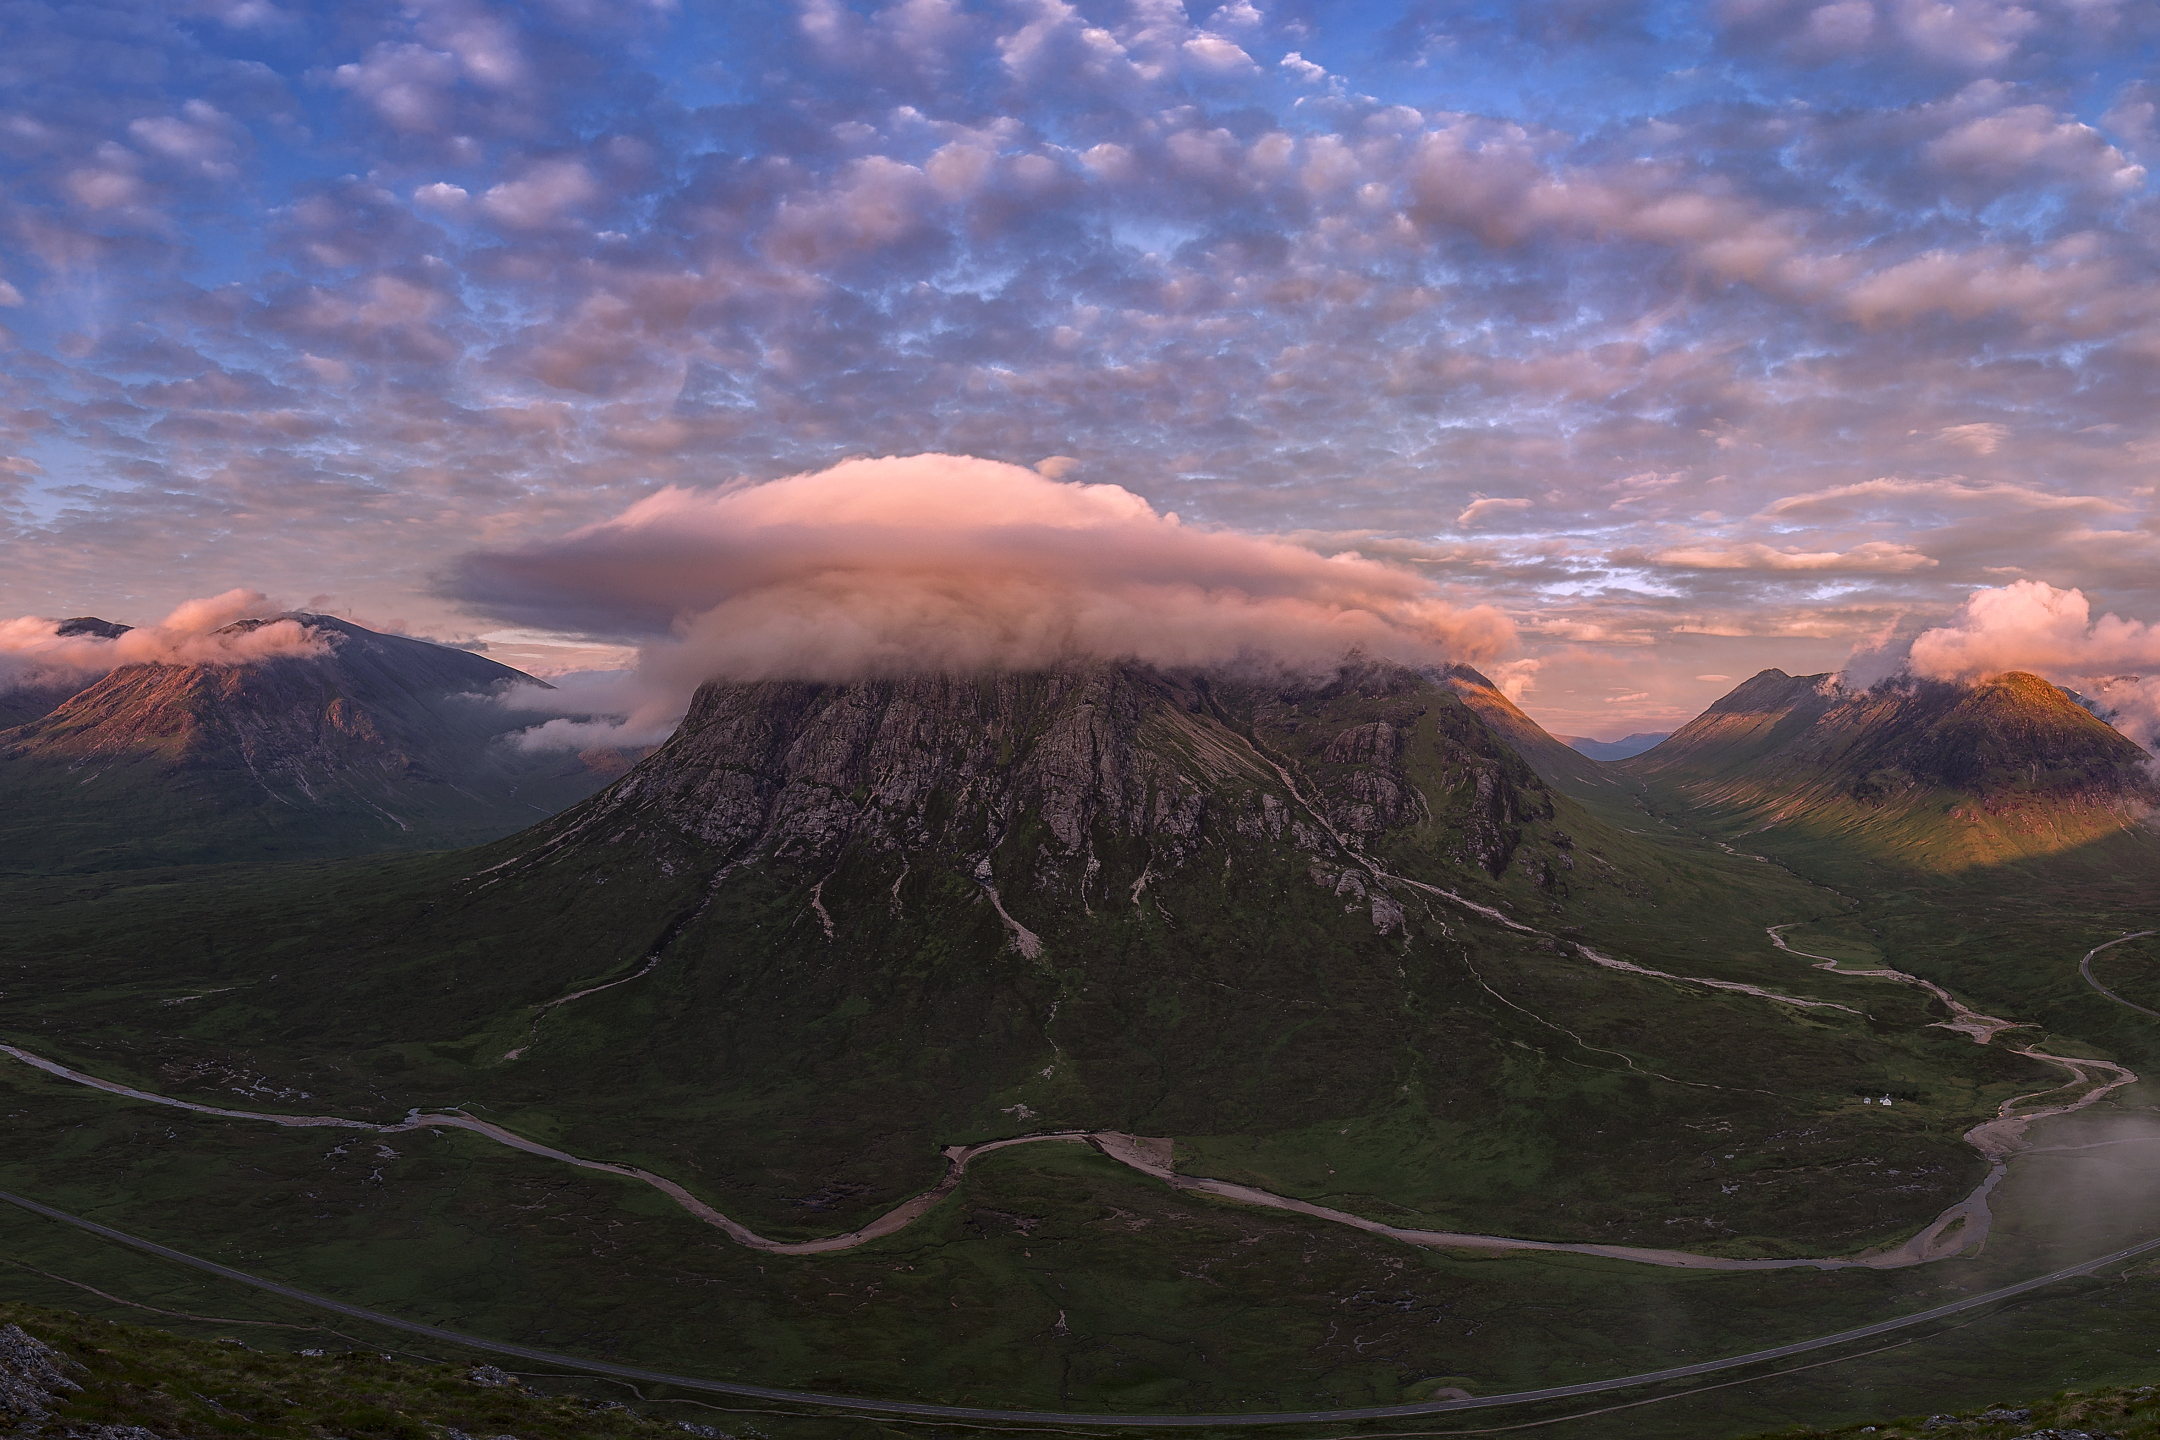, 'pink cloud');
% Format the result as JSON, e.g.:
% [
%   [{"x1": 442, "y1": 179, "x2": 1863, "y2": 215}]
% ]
[
  {"x1": 0, "y1": 588, "x2": 329, "y2": 697},
  {"x1": 452, "y1": 454, "x2": 1518, "y2": 730},
  {"x1": 1906, "y1": 580, "x2": 2160, "y2": 748},
  {"x1": 1907, "y1": 579, "x2": 2160, "y2": 681},
  {"x1": 1649, "y1": 540, "x2": 1938, "y2": 571}
]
